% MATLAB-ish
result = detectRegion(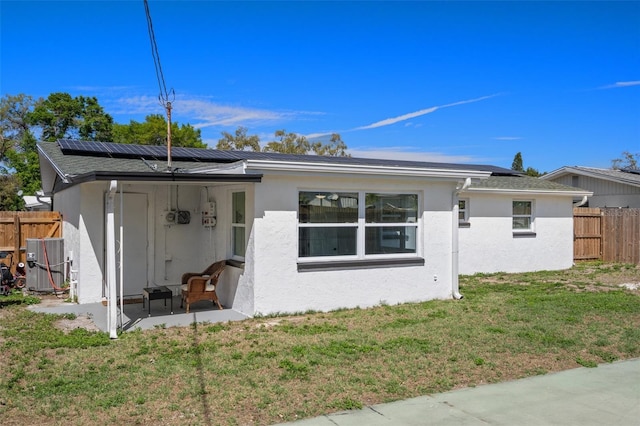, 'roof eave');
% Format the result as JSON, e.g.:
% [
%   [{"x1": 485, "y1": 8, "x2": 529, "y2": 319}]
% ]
[
  {"x1": 463, "y1": 187, "x2": 594, "y2": 197},
  {"x1": 244, "y1": 159, "x2": 492, "y2": 179},
  {"x1": 61, "y1": 171, "x2": 262, "y2": 189}
]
